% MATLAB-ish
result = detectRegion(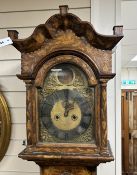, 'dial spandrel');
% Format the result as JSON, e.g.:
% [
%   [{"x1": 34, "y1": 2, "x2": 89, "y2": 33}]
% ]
[{"x1": 38, "y1": 62, "x2": 95, "y2": 143}]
